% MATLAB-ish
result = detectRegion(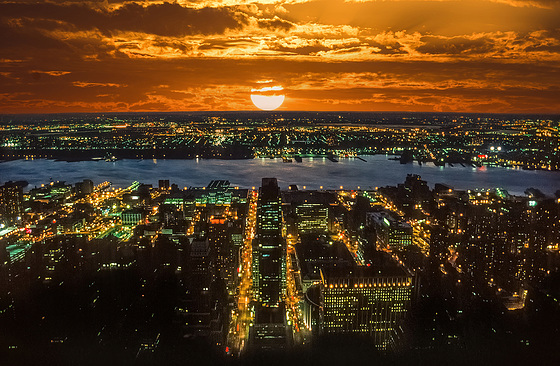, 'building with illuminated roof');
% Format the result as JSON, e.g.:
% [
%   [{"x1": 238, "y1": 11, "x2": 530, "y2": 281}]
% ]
[
  {"x1": 183, "y1": 180, "x2": 248, "y2": 207},
  {"x1": 296, "y1": 203, "x2": 329, "y2": 234},
  {"x1": 368, "y1": 211, "x2": 412, "y2": 251},
  {"x1": 283, "y1": 190, "x2": 336, "y2": 236},
  {"x1": 319, "y1": 259, "x2": 413, "y2": 350}
]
